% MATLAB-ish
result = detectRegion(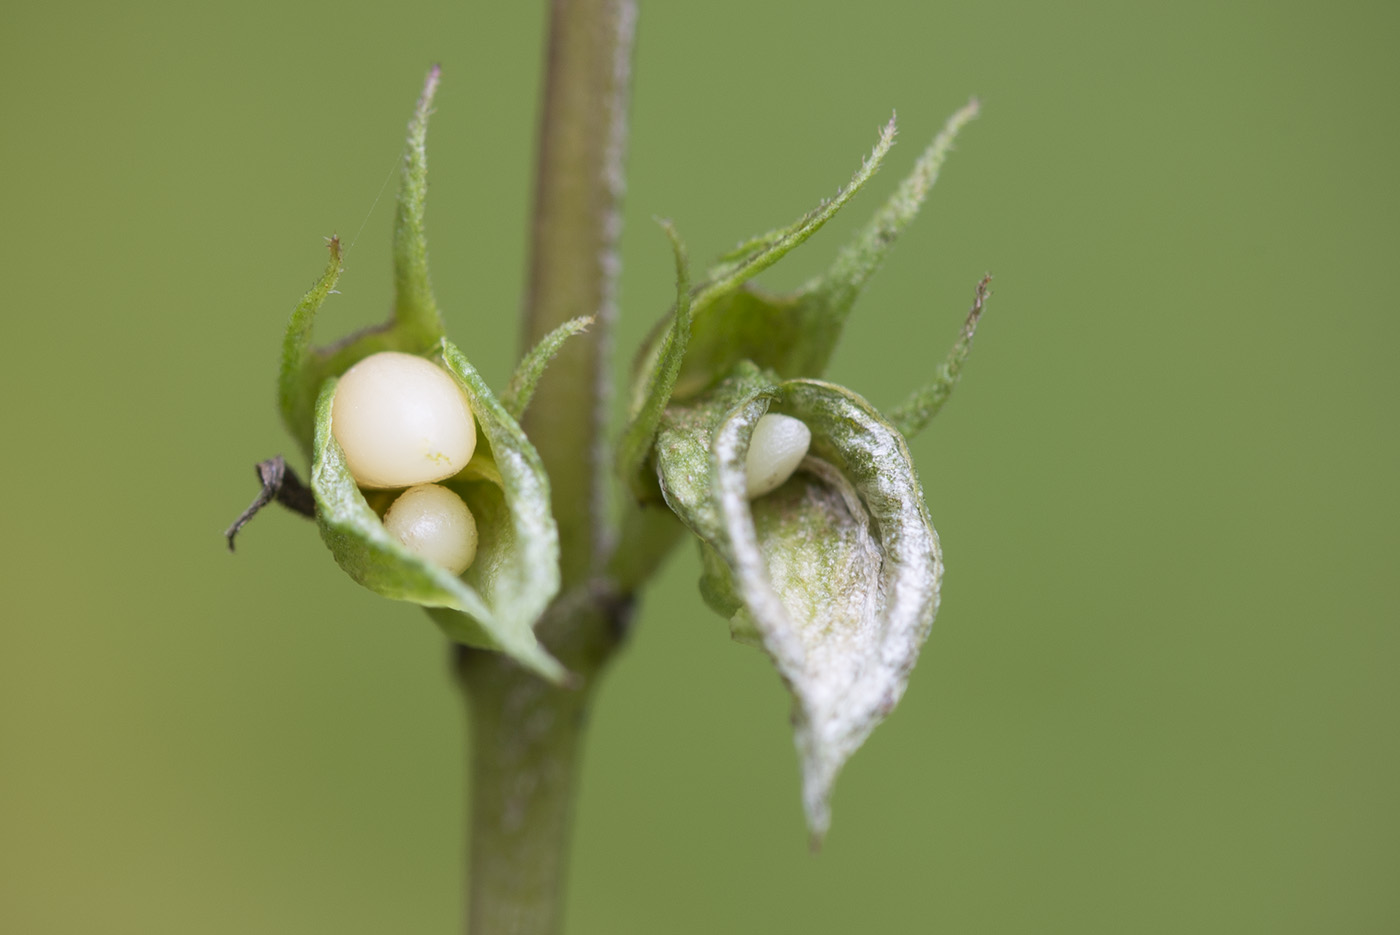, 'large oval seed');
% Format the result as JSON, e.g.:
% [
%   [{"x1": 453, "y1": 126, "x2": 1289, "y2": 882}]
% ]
[{"x1": 331, "y1": 352, "x2": 477, "y2": 489}]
